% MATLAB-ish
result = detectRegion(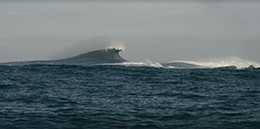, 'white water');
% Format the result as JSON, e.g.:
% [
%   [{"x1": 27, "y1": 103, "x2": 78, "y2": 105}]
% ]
[
  {"x1": 103, "y1": 56, "x2": 259, "y2": 69},
  {"x1": 105, "y1": 40, "x2": 126, "y2": 51},
  {"x1": 102, "y1": 59, "x2": 163, "y2": 68},
  {"x1": 168, "y1": 56, "x2": 259, "y2": 69}
]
